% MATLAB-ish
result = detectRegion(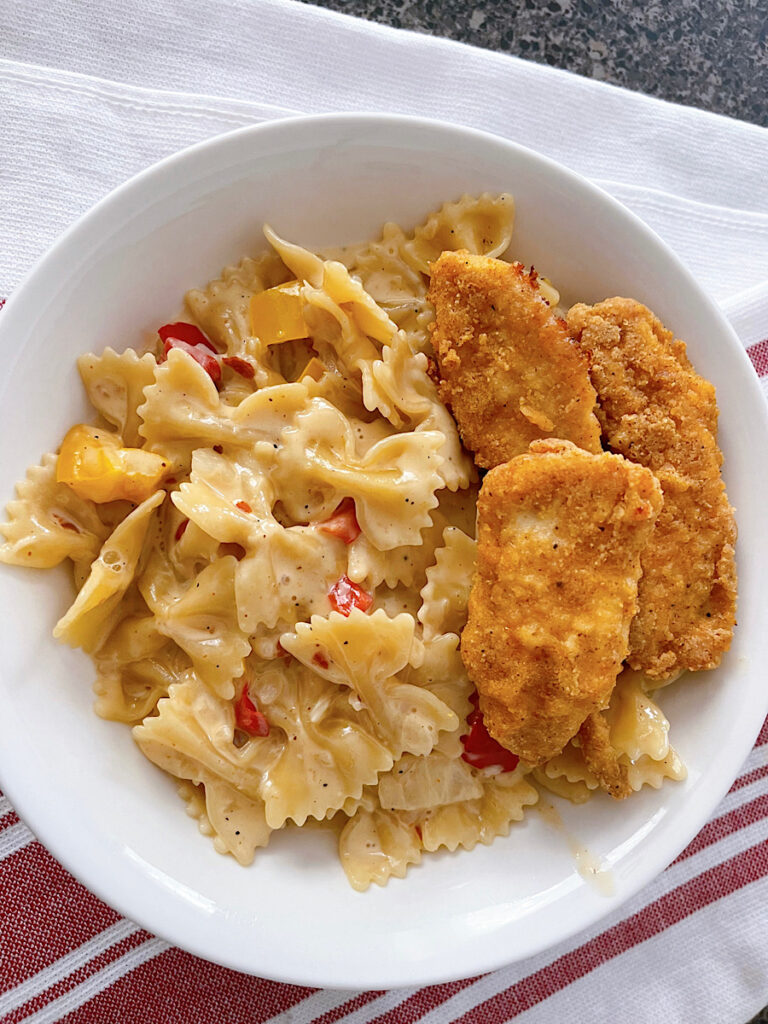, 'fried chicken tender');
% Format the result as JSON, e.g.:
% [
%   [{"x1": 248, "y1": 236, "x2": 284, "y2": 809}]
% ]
[
  {"x1": 428, "y1": 251, "x2": 602, "y2": 468},
  {"x1": 461, "y1": 439, "x2": 663, "y2": 766},
  {"x1": 567, "y1": 298, "x2": 737, "y2": 680}
]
